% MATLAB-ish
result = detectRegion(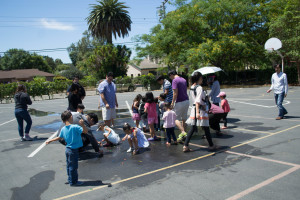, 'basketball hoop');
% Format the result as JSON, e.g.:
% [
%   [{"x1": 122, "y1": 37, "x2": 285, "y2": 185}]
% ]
[{"x1": 264, "y1": 38, "x2": 284, "y2": 72}]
